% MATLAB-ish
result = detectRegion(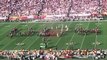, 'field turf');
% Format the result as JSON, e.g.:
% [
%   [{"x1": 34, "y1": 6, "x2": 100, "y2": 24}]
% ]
[{"x1": 0, "y1": 21, "x2": 107, "y2": 50}]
